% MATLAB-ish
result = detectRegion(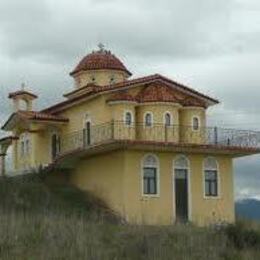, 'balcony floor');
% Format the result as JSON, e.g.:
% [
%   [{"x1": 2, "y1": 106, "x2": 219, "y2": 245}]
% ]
[{"x1": 49, "y1": 140, "x2": 260, "y2": 170}]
